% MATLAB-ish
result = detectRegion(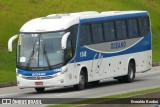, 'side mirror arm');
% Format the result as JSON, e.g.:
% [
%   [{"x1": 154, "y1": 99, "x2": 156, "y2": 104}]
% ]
[
  {"x1": 8, "y1": 35, "x2": 18, "y2": 52},
  {"x1": 61, "y1": 32, "x2": 70, "y2": 49}
]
